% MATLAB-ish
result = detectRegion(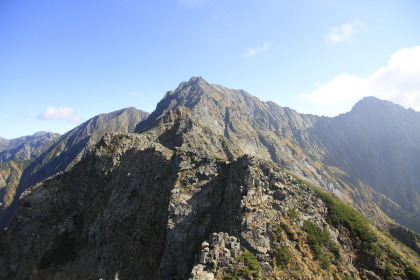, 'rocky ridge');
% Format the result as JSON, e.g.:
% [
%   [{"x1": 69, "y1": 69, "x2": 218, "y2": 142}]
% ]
[{"x1": 0, "y1": 108, "x2": 419, "y2": 279}]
